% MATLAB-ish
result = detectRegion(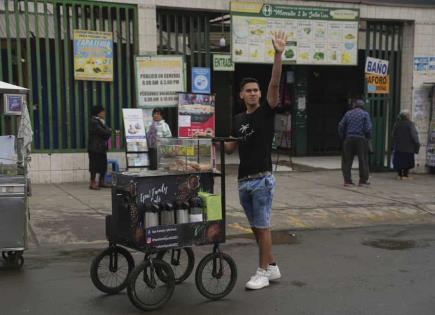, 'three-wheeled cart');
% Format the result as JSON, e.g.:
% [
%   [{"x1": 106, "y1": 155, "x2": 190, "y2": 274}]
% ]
[
  {"x1": 90, "y1": 138, "x2": 237, "y2": 311},
  {"x1": 0, "y1": 81, "x2": 31, "y2": 269}
]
